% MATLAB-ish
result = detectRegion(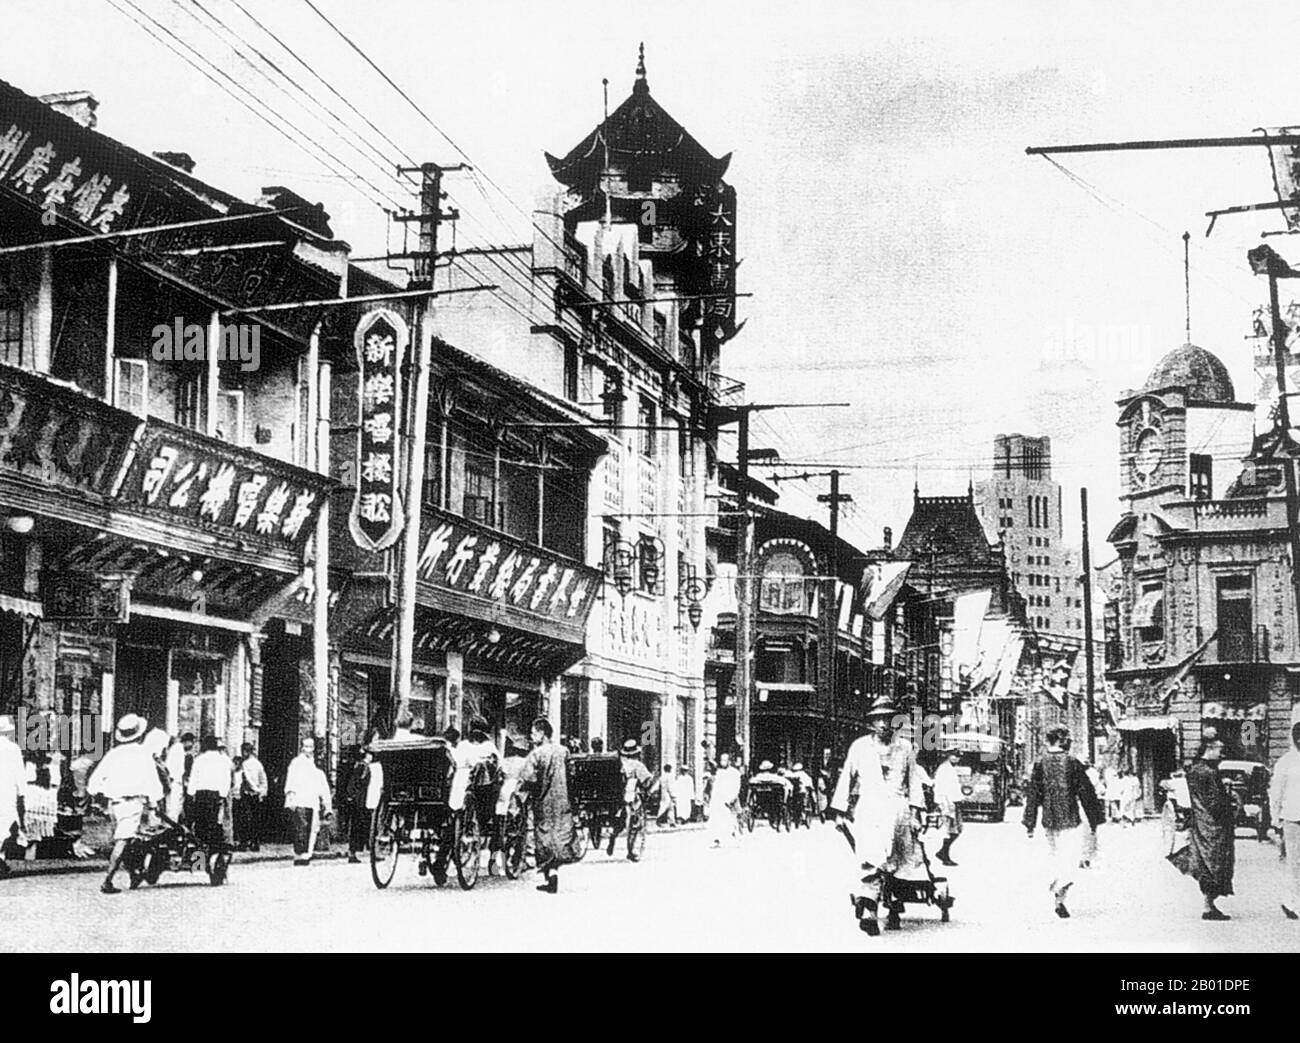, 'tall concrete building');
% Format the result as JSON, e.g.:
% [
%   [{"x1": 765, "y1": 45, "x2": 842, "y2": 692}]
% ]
[{"x1": 973, "y1": 435, "x2": 1086, "y2": 636}]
